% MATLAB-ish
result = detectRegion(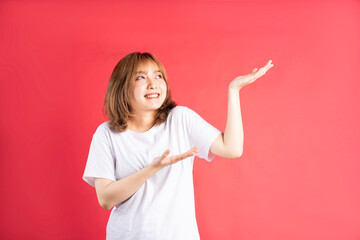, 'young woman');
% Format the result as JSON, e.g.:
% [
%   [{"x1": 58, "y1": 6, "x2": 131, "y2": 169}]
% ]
[{"x1": 83, "y1": 52, "x2": 273, "y2": 239}]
